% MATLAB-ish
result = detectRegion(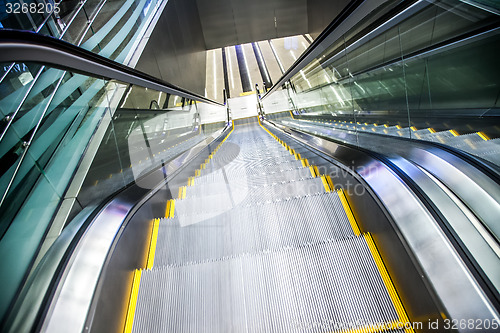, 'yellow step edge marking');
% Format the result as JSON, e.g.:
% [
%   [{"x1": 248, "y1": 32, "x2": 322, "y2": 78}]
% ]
[
  {"x1": 168, "y1": 199, "x2": 176, "y2": 218},
  {"x1": 309, "y1": 166, "x2": 317, "y2": 178},
  {"x1": 477, "y1": 132, "x2": 490, "y2": 141},
  {"x1": 146, "y1": 219, "x2": 159, "y2": 269},
  {"x1": 337, "y1": 189, "x2": 360, "y2": 236},
  {"x1": 182, "y1": 186, "x2": 187, "y2": 199},
  {"x1": 449, "y1": 129, "x2": 459, "y2": 136},
  {"x1": 294, "y1": 153, "x2": 301, "y2": 160},
  {"x1": 165, "y1": 200, "x2": 171, "y2": 218},
  {"x1": 364, "y1": 233, "x2": 414, "y2": 333},
  {"x1": 410, "y1": 126, "x2": 417, "y2": 131},
  {"x1": 428, "y1": 128, "x2": 436, "y2": 133},
  {"x1": 123, "y1": 269, "x2": 142, "y2": 333},
  {"x1": 325, "y1": 175, "x2": 334, "y2": 190},
  {"x1": 178, "y1": 187, "x2": 183, "y2": 199},
  {"x1": 320, "y1": 175, "x2": 331, "y2": 193},
  {"x1": 289, "y1": 110, "x2": 295, "y2": 119},
  {"x1": 396, "y1": 125, "x2": 402, "y2": 129}
]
